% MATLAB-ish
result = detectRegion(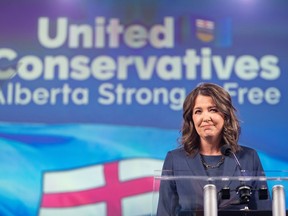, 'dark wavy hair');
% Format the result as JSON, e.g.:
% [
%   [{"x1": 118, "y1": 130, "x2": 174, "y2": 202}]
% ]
[{"x1": 180, "y1": 83, "x2": 241, "y2": 155}]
